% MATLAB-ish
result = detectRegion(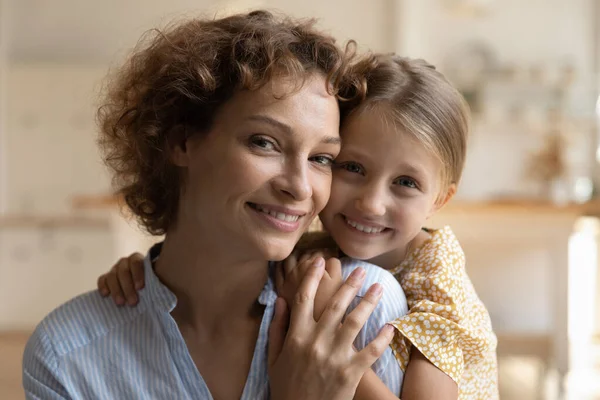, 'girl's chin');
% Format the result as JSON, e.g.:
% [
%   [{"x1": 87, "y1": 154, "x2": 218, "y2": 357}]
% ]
[{"x1": 336, "y1": 244, "x2": 378, "y2": 262}]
